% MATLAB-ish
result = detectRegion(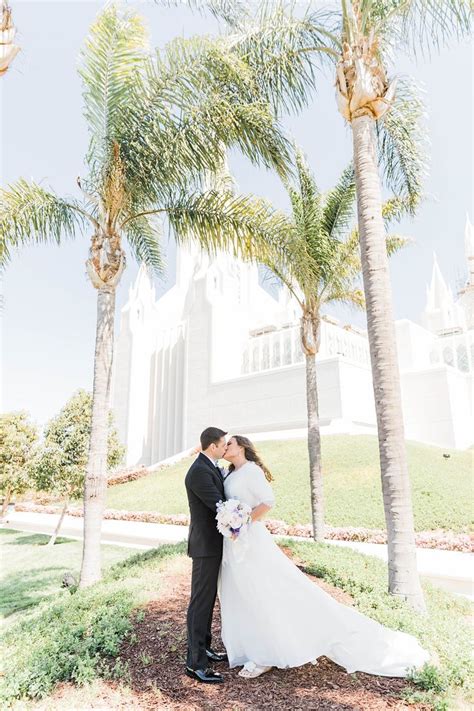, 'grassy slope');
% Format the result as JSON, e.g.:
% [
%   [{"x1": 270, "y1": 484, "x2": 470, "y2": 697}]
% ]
[
  {"x1": 0, "y1": 529, "x2": 136, "y2": 626},
  {"x1": 106, "y1": 435, "x2": 473, "y2": 532}
]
